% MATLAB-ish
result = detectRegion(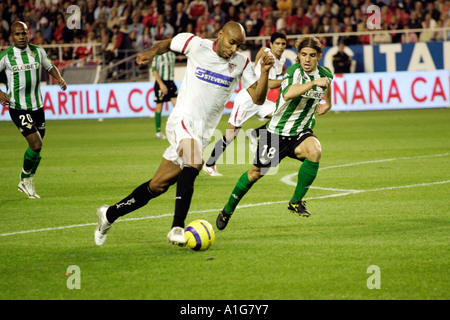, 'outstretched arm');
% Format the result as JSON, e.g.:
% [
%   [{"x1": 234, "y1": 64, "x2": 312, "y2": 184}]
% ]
[{"x1": 136, "y1": 39, "x2": 172, "y2": 66}]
